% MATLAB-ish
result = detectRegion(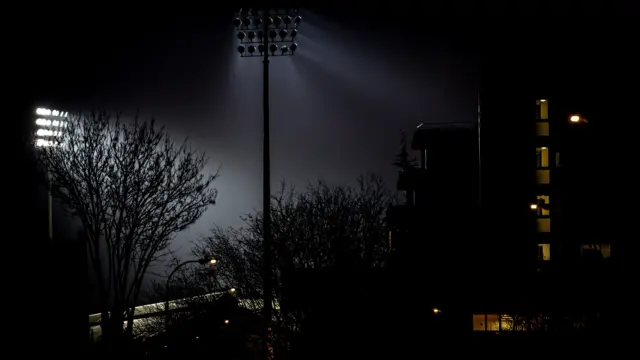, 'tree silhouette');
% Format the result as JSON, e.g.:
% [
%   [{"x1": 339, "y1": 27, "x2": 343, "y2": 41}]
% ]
[
  {"x1": 393, "y1": 131, "x2": 417, "y2": 171},
  {"x1": 35, "y1": 112, "x2": 218, "y2": 346},
  {"x1": 194, "y1": 174, "x2": 393, "y2": 356}
]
